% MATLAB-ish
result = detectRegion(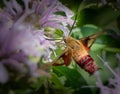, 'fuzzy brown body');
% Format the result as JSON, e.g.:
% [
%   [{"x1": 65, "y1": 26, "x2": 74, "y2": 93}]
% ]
[
  {"x1": 52, "y1": 31, "x2": 104, "y2": 75},
  {"x1": 64, "y1": 37, "x2": 98, "y2": 74}
]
